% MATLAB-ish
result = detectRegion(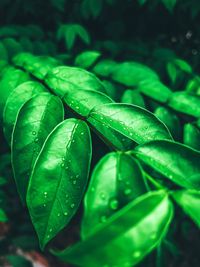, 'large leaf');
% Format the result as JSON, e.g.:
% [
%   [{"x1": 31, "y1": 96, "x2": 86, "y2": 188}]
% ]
[
  {"x1": 173, "y1": 190, "x2": 200, "y2": 227},
  {"x1": 135, "y1": 140, "x2": 200, "y2": 189},
  {"x1": 0, "y1": 67, "x2": 30, "y2": 120},
  {"x1": 3, "y1": 81, "x2": 47, "y2": 144},
  {"x1": 111, "y1": 62, "x2": 159, "y2": 86},
  {"x1": 81, "y1": 152, "x2": 147, "y2": 239},
  {"x1": 63, "y1": 89, "x2": 113, "y2": 117},
  {"x1": 168, "y1": 92, "x2": 200, "y2": 118},
  {"x1": 54, "y1": 191, "x2": 173, "y2": 267},
  {"x1": 27, "y1": 119, "x2": 92, "y2": 249},
  {"x1": 12, "y1": 93, "x2": 64, "y2": 203},
  {"x1": 88, "y1": 103, "x2": 172, "y2": 145},
  {"x1": 45, "y1": 66, "x2": 106, "y2": 97}
]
